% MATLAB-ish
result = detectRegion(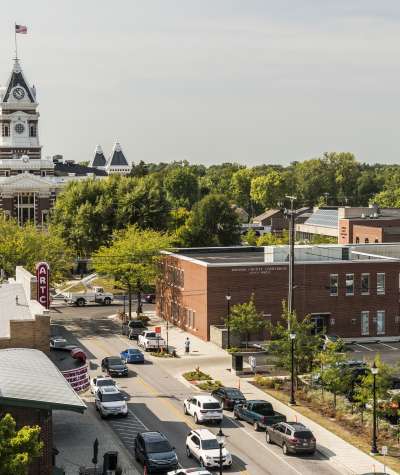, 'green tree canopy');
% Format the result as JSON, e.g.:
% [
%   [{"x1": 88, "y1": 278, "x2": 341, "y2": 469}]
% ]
[
  {"x1": 250, "y1": 171, "x2": 284, "y2": 209},
  {"x1": 226, "y1": 294, "x2": 266, "y2": 348},
  {"x1": 231, "y1": 168, "x2": 255, "y2": 214},
  {"x1": 164, "y1": 167, "x2": 200, "y2": 209},
  {"x1": 179, "y1": 194, "x2": 241, "y2": 247},
  {"x1": 92, "y1": 225, "x2": 173, "y2": 316},
  {"x1": 0, "y1": 413, "x2": 43, "y2": 475}
]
